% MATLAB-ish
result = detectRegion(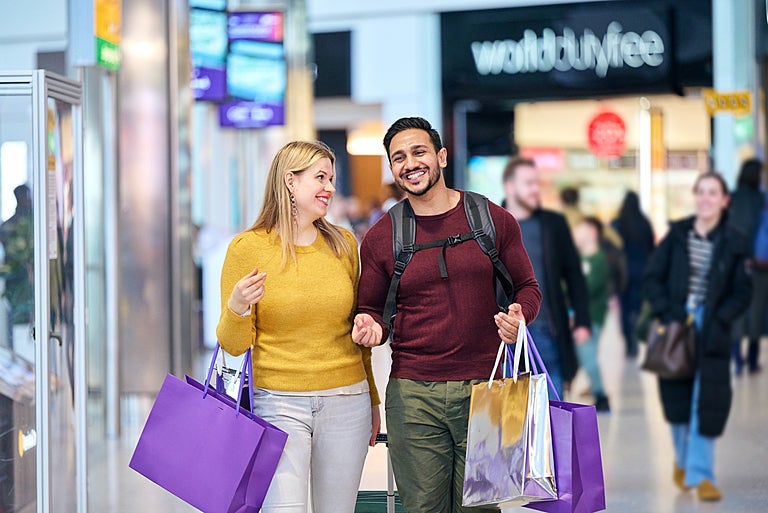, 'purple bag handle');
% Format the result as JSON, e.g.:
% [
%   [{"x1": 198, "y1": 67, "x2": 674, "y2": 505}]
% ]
[
  {"x1": 203, "y1": 344, "x2": 254, "y2": 416},
  {"x1": 505, "y1": 327, "x2": 561, "y2": 401}
]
